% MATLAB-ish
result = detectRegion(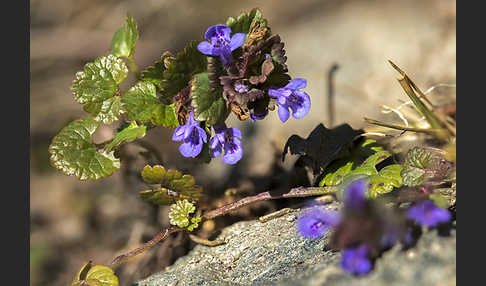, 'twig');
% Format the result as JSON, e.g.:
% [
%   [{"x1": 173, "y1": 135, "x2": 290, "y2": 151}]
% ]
[
  {"x1": 109, "y1": 226, "x2": 182, "y2": 266},
  {"x1": 203, "y1": 186, "x2": 337, "y2": 220},
  {"x1": 259, "y1": 208, "x2": 297, "y2": 223}
]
